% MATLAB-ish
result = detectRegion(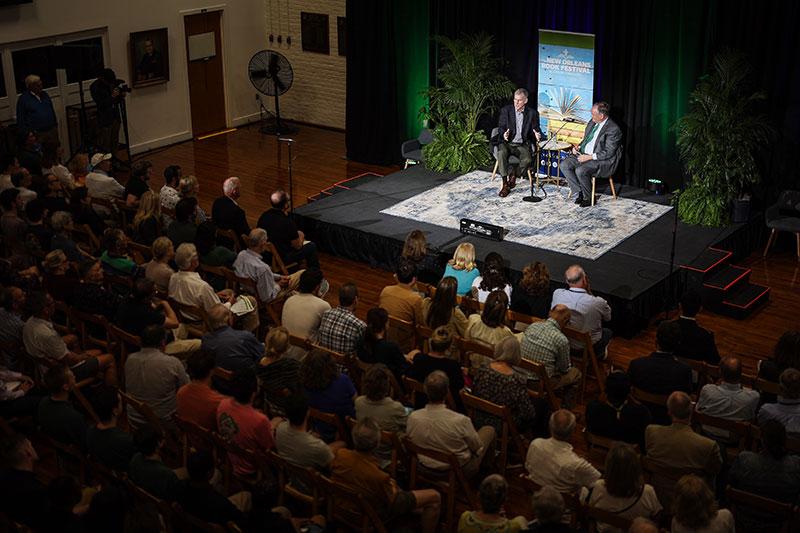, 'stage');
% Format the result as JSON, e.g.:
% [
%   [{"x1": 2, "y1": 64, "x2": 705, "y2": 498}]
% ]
[{"x1": 293, "y1": 166, "x2": 763, "y2": 336}]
